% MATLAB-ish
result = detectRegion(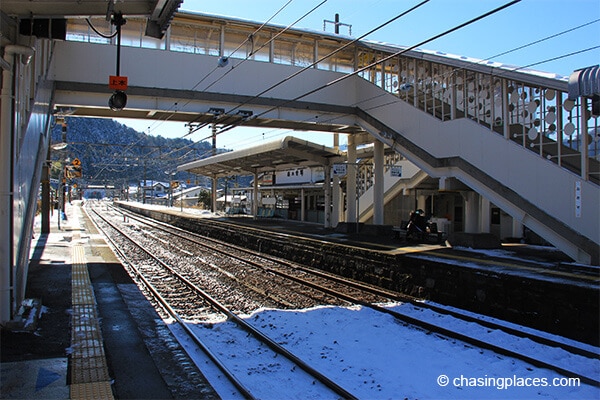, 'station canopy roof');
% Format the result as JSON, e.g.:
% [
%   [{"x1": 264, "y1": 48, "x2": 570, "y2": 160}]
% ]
[{"x1": 178, "y1": 136, "x2": 345, "y2": 178}]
